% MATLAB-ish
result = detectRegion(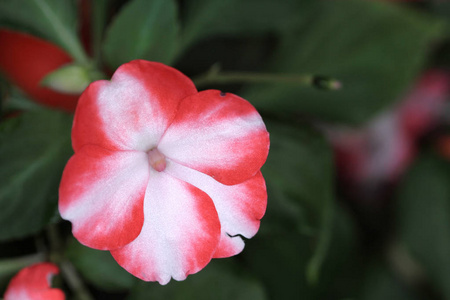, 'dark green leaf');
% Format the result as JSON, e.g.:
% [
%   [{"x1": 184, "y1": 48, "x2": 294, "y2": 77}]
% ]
[
  {"x1": 180, "y1": 0, "x2": 311, "y2": 51},
  {"x1": 261, "y1": 121, "x2": 335, "y2": 283},
  {"x1": 0, "y1": 110, "x2": 72, "y2": 240},
  {"x1": 360, "y1": 263, "x2": 419, "y2": 300},
  {"x1": 127, "y1": 259, "x2": 267, "y2": 300},
  {"x1": 0, "y1": 0, "x2": 88, "y2": 64},
  {"x1": 90, "y1": 0, "x2": 110, "y2": 63},
  {"x1": 242, "y1": 0, "x2": 444, "y2": 124},
  {"x1": 244, "y1": 189, "x2": 357, "y2": 300},
  {"x1": 103, "y1": 0, "x2": 179, "y2": 70},
  {"x1": 1, "y1": 87, "x2": 43, "y2": 112},
  {"x1": 262, "y1": 122, "x2": 334, "y2": 232},
  {"x1": 397, "y1": 152, "x2": 450, "y2": 299},
  {"x1": 241, "y1": 231, "x2": 312, "y2": 300},
  {"x1": 315, "y1": 206, "x2": 362, "y2": 299},
  {"x1": 66, "y1": 238, "x2": 136, "y2": 291}
]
